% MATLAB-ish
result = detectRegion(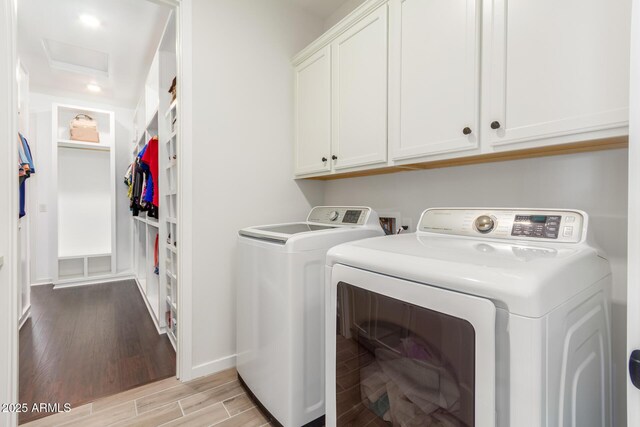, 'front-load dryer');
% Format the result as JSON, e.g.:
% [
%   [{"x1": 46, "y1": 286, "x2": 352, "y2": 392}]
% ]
[
  {"x1": 237, "y1": 206, "x2": 384, "y2": 427},
  {"x1": 325, "y1": 208, "x2": 612, "y2": 427}
]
